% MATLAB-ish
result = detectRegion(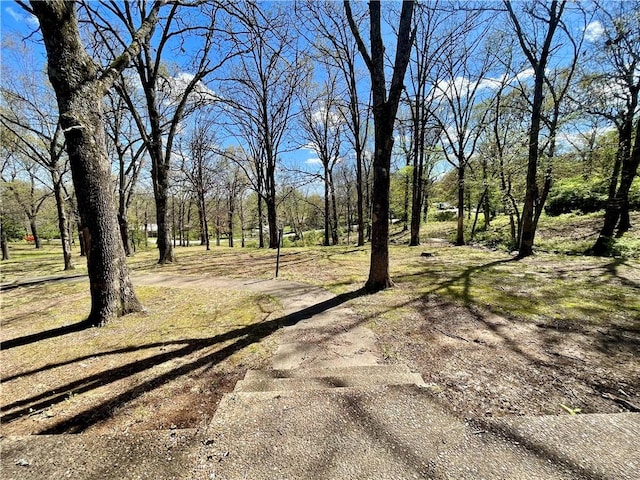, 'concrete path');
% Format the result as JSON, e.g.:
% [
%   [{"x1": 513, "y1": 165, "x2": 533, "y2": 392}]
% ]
[
  {"x1": 133, "y1": 274, "x2": 382, "y2": 369},
  {"x1": 2, "y1": 273, "x2": 639, "y2": 479}
]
